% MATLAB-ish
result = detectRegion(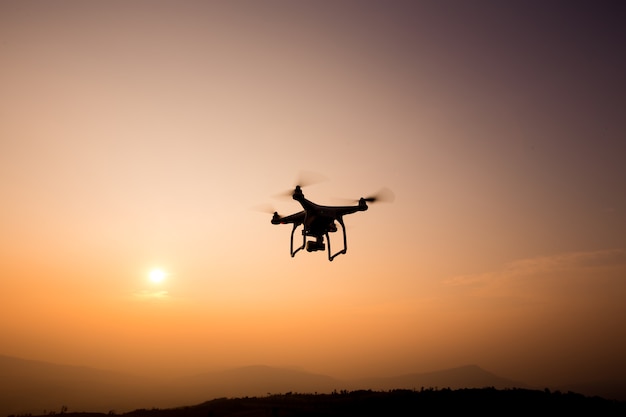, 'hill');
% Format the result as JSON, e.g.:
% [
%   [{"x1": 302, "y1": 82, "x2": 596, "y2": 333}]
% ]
[
  {"x1": 19, "y1": 389, "x2": 626, "y2": 417},
  {"x1": 173, "y1": 365, "x2": 340, "y2": 398},
  {"x1": 0, "y1": 355, "x2": 153, "y2": 415},
  {"x1": 347, "y1": 364, "x2": 526, "y2": 391},
  {"x1": 2, "y1": 355, "x2": 624, "y2": 416}
]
